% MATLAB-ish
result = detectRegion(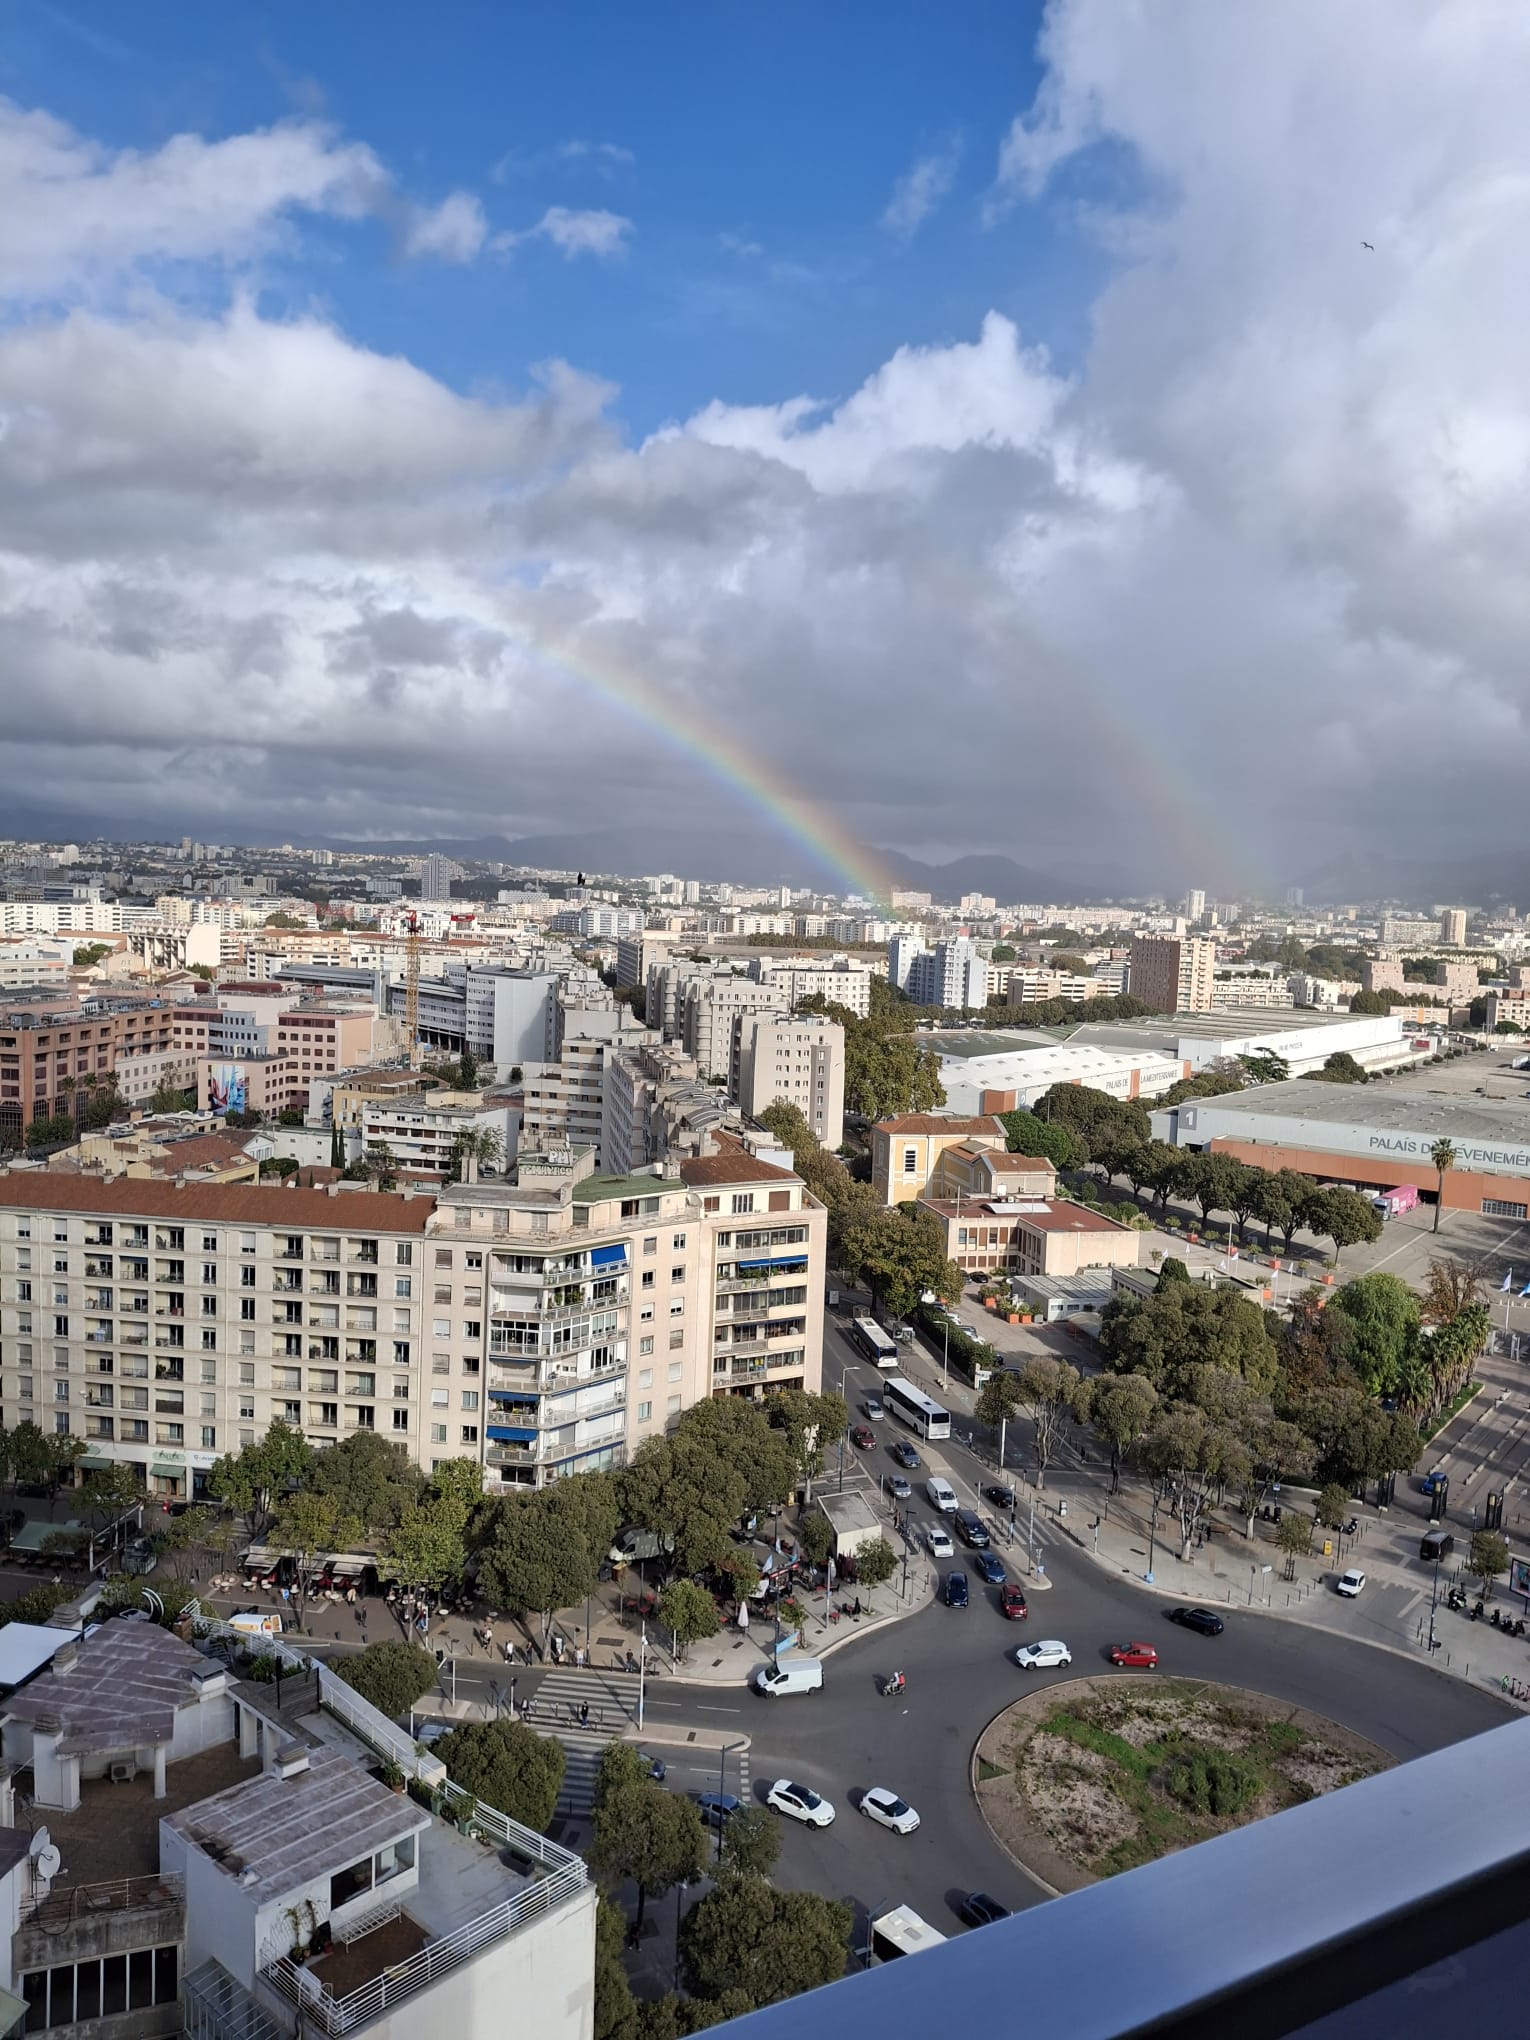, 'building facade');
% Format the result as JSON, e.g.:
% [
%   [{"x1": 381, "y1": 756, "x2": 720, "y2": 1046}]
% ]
[
  {"x1": 1128, "y1": 934, "x2": 1216, "y2": 1013},
  {"x1": 869, "y1": 1115, "x2": 1008, "y2": 1205},
  {"x1": 732, "y1": 1013, "x2": 845, "y2": 1149}
]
